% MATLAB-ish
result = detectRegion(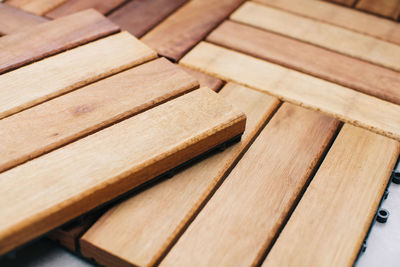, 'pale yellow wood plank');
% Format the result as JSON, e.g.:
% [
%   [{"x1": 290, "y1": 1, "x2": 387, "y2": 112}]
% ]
[
  {"x1": 0, "y1": 31, "x2": 156, "y2": 120},
  {"x1": 80, "y1": 83, "x2": 279, "y2": 267},
  {"x1": 0, "y1": 88, "x2": 246, "y2": 255},
  {"x1": 231, "y1": 1, "x2": 400, "y2": 72},
  {"x1": 180, "y1": 42, "x2": 400, "y2": 141},
  {"x1": 7, "y1": 0, "x2": 69, "y2": 15},
  {"x1": 263, "y1": 124, "x2": 400, "y2": 267}
]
